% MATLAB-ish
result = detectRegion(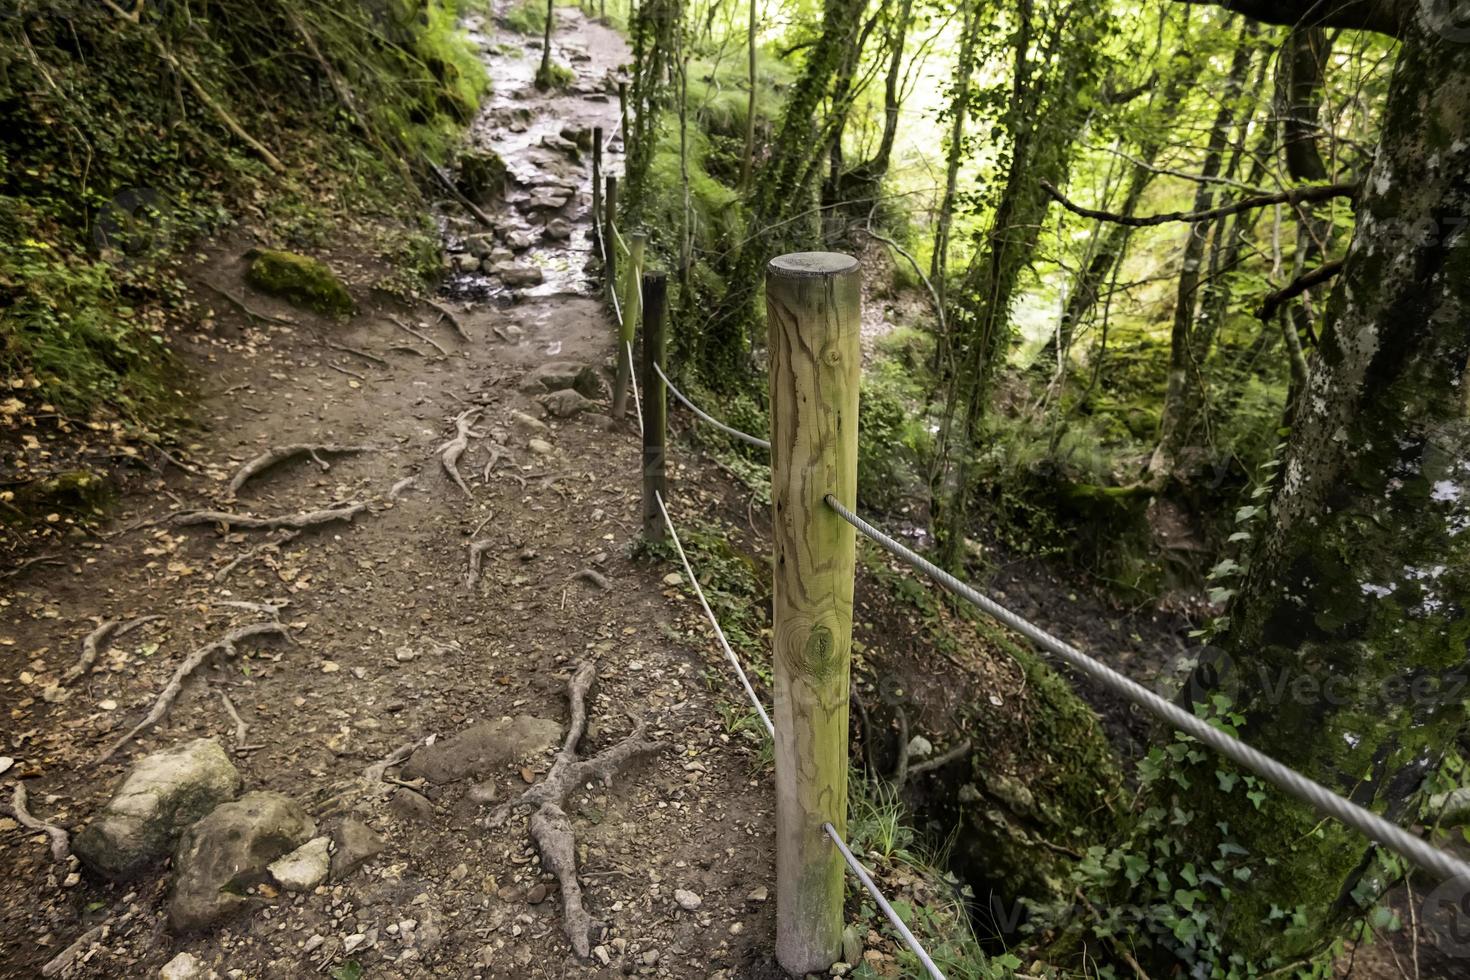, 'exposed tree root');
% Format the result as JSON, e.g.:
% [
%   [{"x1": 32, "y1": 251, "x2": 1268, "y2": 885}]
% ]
[
  {"x1": 388, "y1": 475, "x2": 418, "y2": 499},
  {"x1": 426, "y1": 299, "x2": 470, "y2": 342},
  {"x1": 485, "y1": 662, "x2": 662, "y2": 958},
  {"x1": 530, "y1": 803, "x2": 601, "y2": 957},
  {"x1": 99, "y1": 622, "x2": 290, "y2": 763},
  {"x1": 175, "y1": 502, "x2": 367, "y2": 531},
  {"x1": 227, "y1": 444, "x2": 373, "y2": 495},
  {"x1": 316, "y1": 334, "x2": 389, "y2": 367},
  {"x1": 11, "y1": 781, "x2": 70, "y2": 862},
  {"x1": 466, "y1": 538, "x2": 495, "y2": 591},
  {"x1": 388, "y1": 314, "x2": 450, "y2": 356},
  {"x1": 217, "y1": 689, "x2": 258, "y2": 753},
  {"x1": 41, "y1": 915, "x2": 122, "y2": 979},
  {"x1": 63, "y1": 615, "x2": 164, "y2": 686},
  {"x1": 906, "y1": 739, "x2": 972, "y2": 781},
  {"x1": 438, "y1": 409, "x2": 483, "y2": 498},
  {"x1": 363, "y1": 738, "x2": 425, "y2": 789},
  {"x1": 214, "y1": 529, "x2": 301, "y2": 582},
  {"x1": 572, "y1": 568, "x2": 611, "y2": 591},
  {"x1": 201, "y1": 281, "x2": 294, "y2": 325}
]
